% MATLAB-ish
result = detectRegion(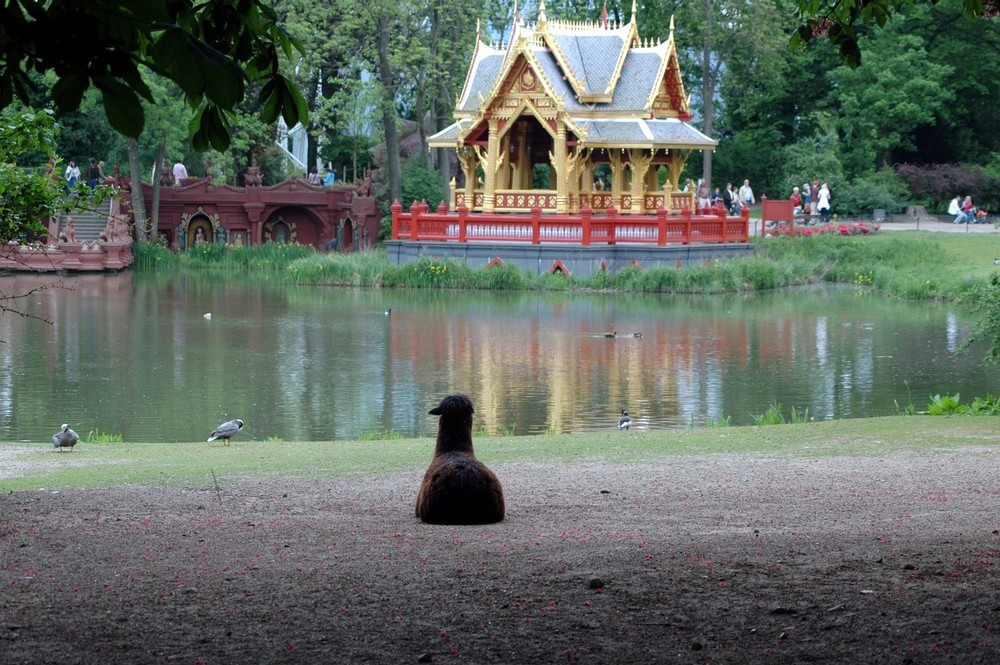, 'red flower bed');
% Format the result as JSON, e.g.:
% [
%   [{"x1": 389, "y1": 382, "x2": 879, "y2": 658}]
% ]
[{"x1": 766, "y1": 221, "x2": 880, "y2": 238}]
